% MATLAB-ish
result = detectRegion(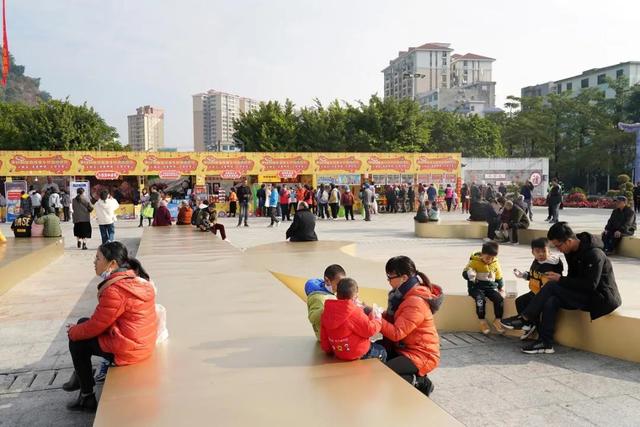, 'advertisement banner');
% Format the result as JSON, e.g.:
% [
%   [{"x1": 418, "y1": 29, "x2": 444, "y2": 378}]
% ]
[
  {"x1": 199, "y1": 153, "x2": 256, "y2": 178},
  {"x1": 414, "y1": 153, "x2": 461, "y2": 175},
  {"x1": 141, "y1": 153, "x2": 199, "y2": 178},
  {"x1": 5, "y1": 152, "x2": 73, "y2": 176},
  {"x1": 4, "y1": 180, "x2": 27, "y2": 221},
  {"x1": 317, "y1": 174, "x2": 361, "y2": 185},
  {"x1": 75, "y1": 153, "x2": 138, "y2": 179},
  {"x1": 69, "y1": 181, "x2": 91, "y2": 200},
  {"x1": 363, "y1": 153, "x2": 414, "y2": 174},
  {"x1": 257, "y1": 154, "x2": 312, "y2": 179},
  {"x1": 312, "y1": 154, "x2": 363, "y2": 174}
]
